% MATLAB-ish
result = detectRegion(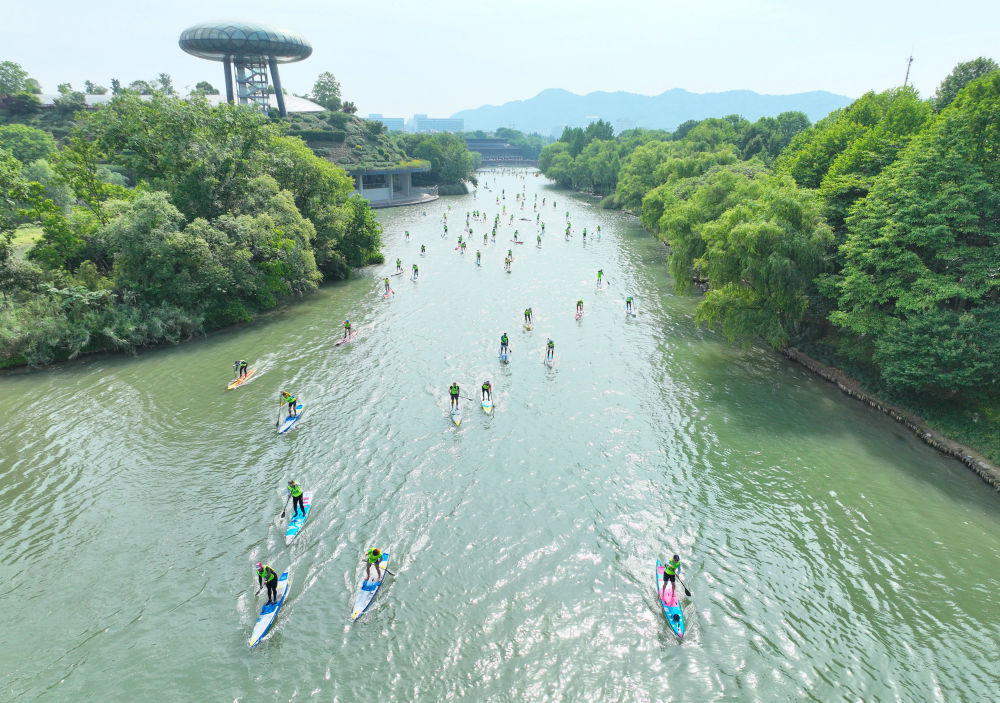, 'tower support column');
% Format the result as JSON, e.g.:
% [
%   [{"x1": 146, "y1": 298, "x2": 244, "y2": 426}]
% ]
[
  {"x1": 269, "y1": 58, "x2": 287, "y2": 116},
  {"x1": 223, "y1": 58, "x2": 234, "y2": 103}
]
